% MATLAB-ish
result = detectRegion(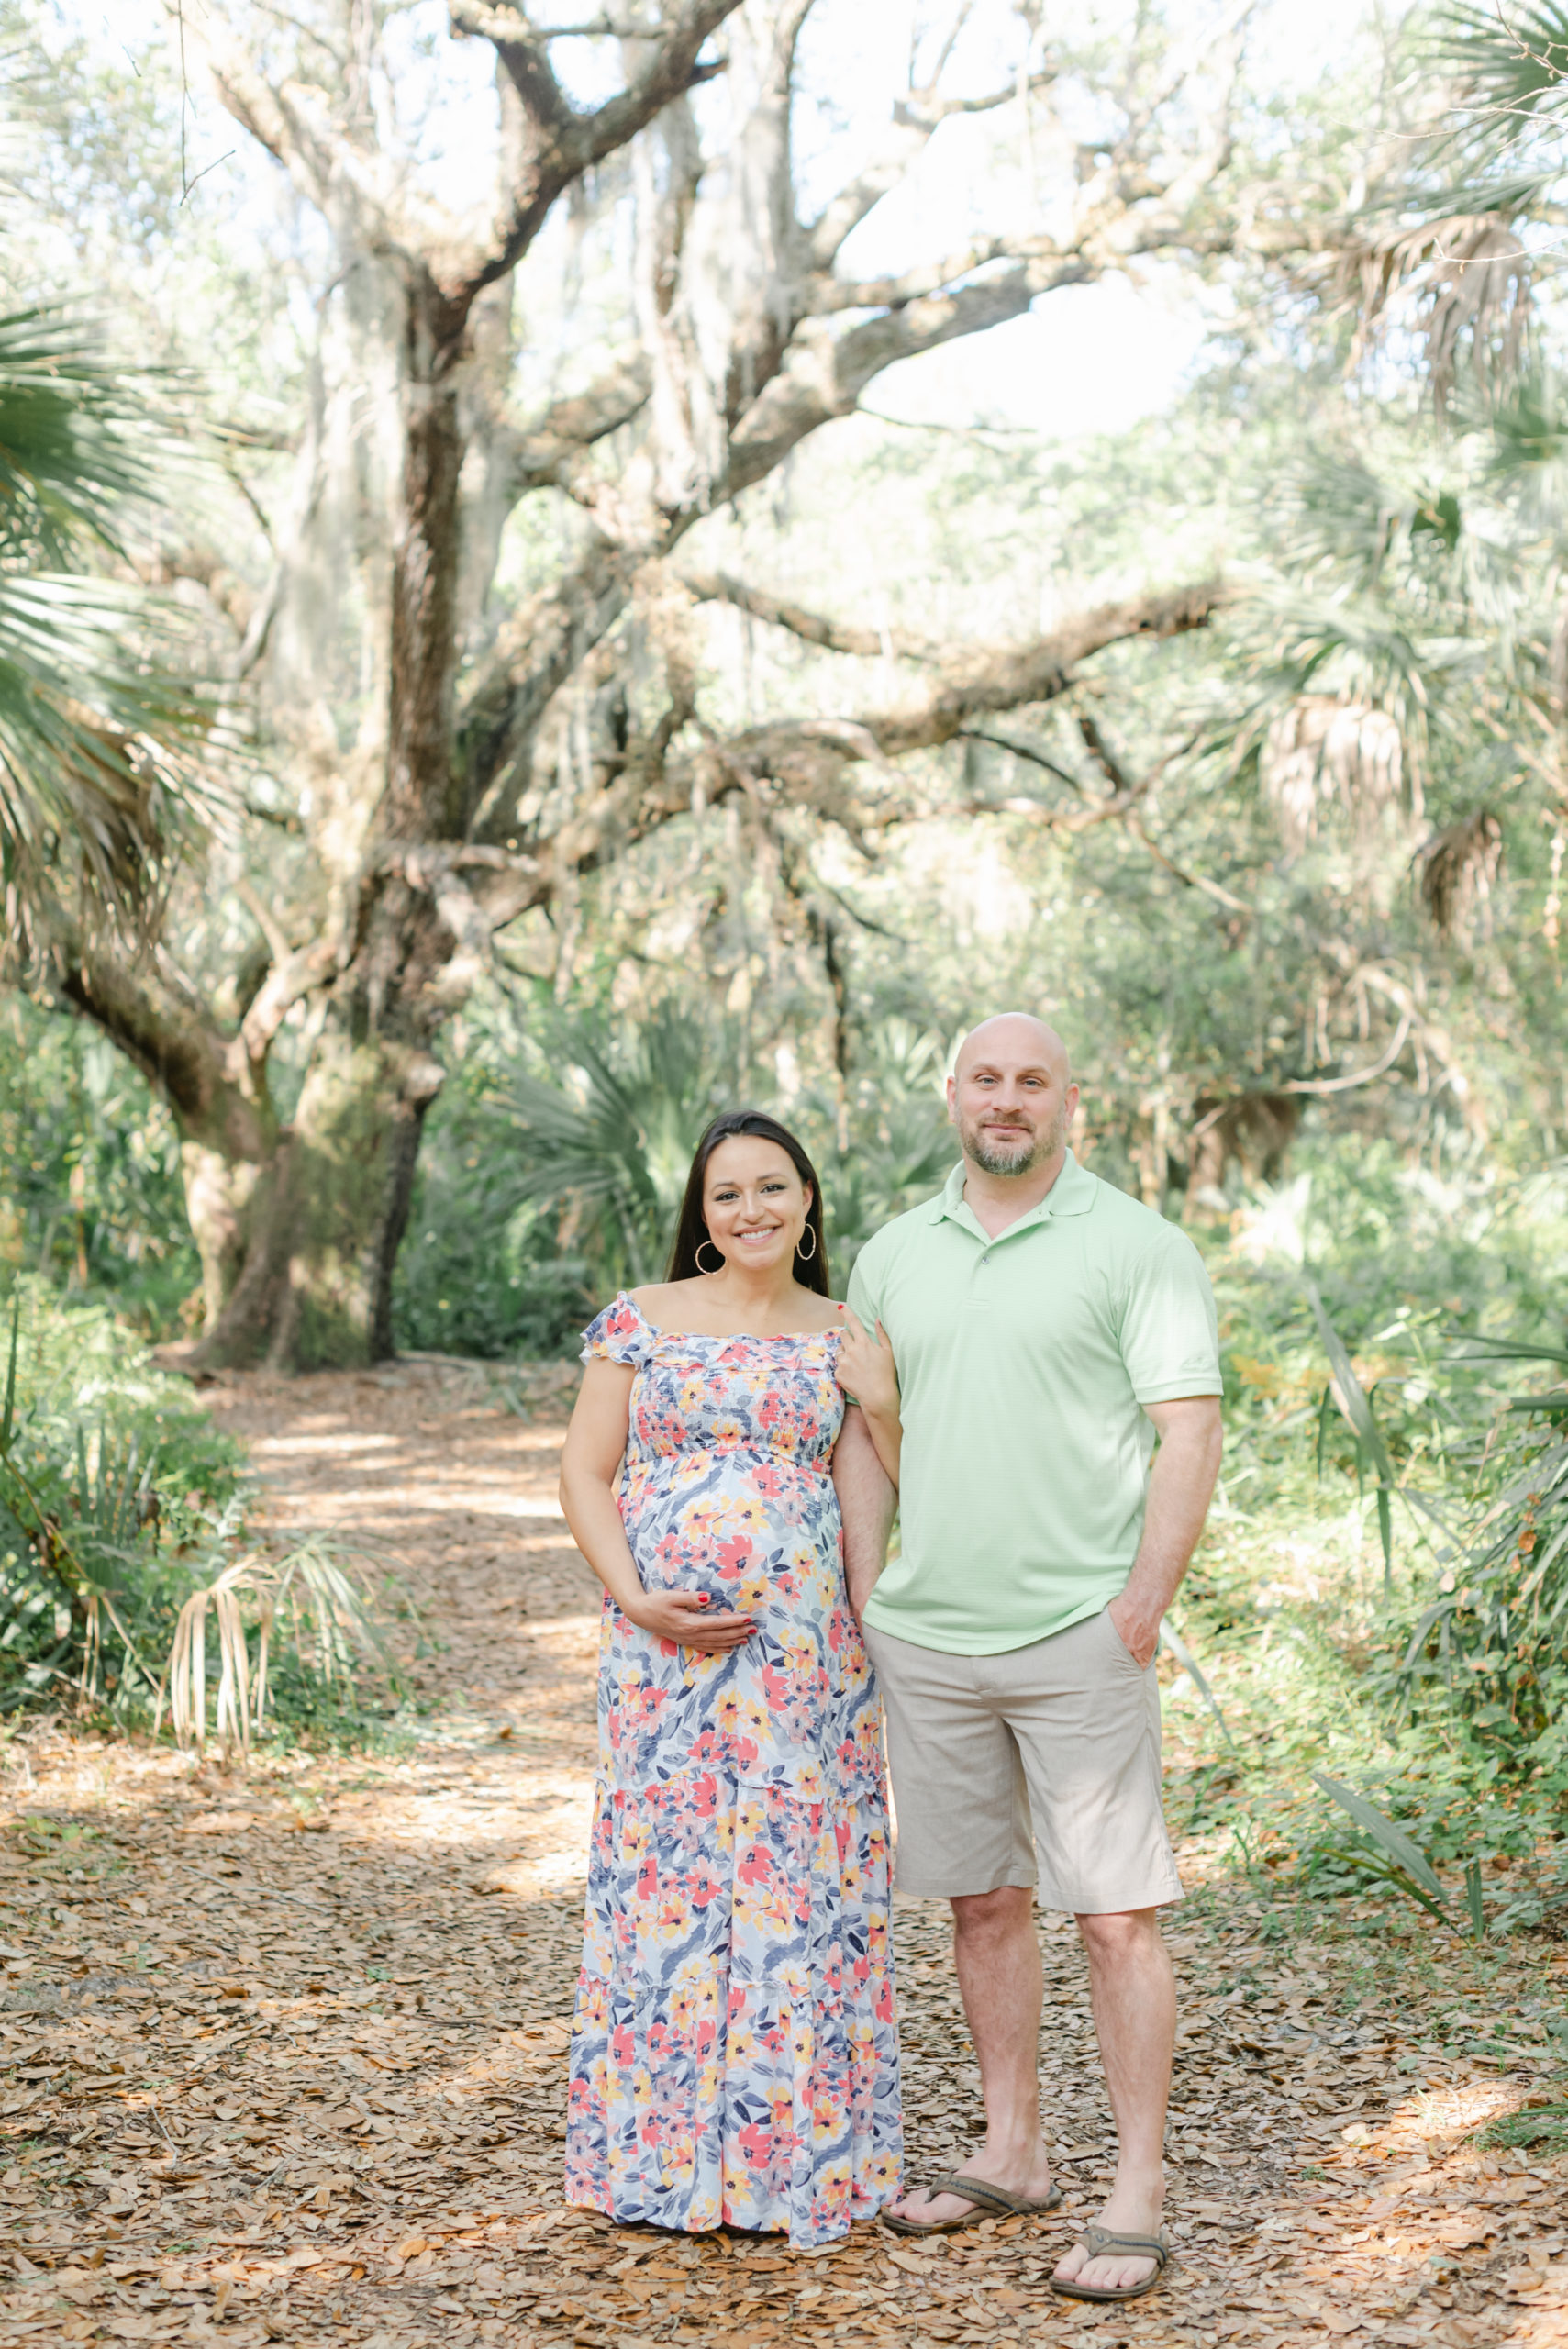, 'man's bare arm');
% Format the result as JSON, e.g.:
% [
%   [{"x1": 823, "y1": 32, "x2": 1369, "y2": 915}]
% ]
[
  {"x1": 1108, "y1": 1395, "x2": 1223, "y2": 1668},
  {"x1": 837, "y1": 1311, "x2": 902, "y2": 1486},
  {"x1": 832, "y1": 1403, "x2": 895, "y2": 1620}
]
